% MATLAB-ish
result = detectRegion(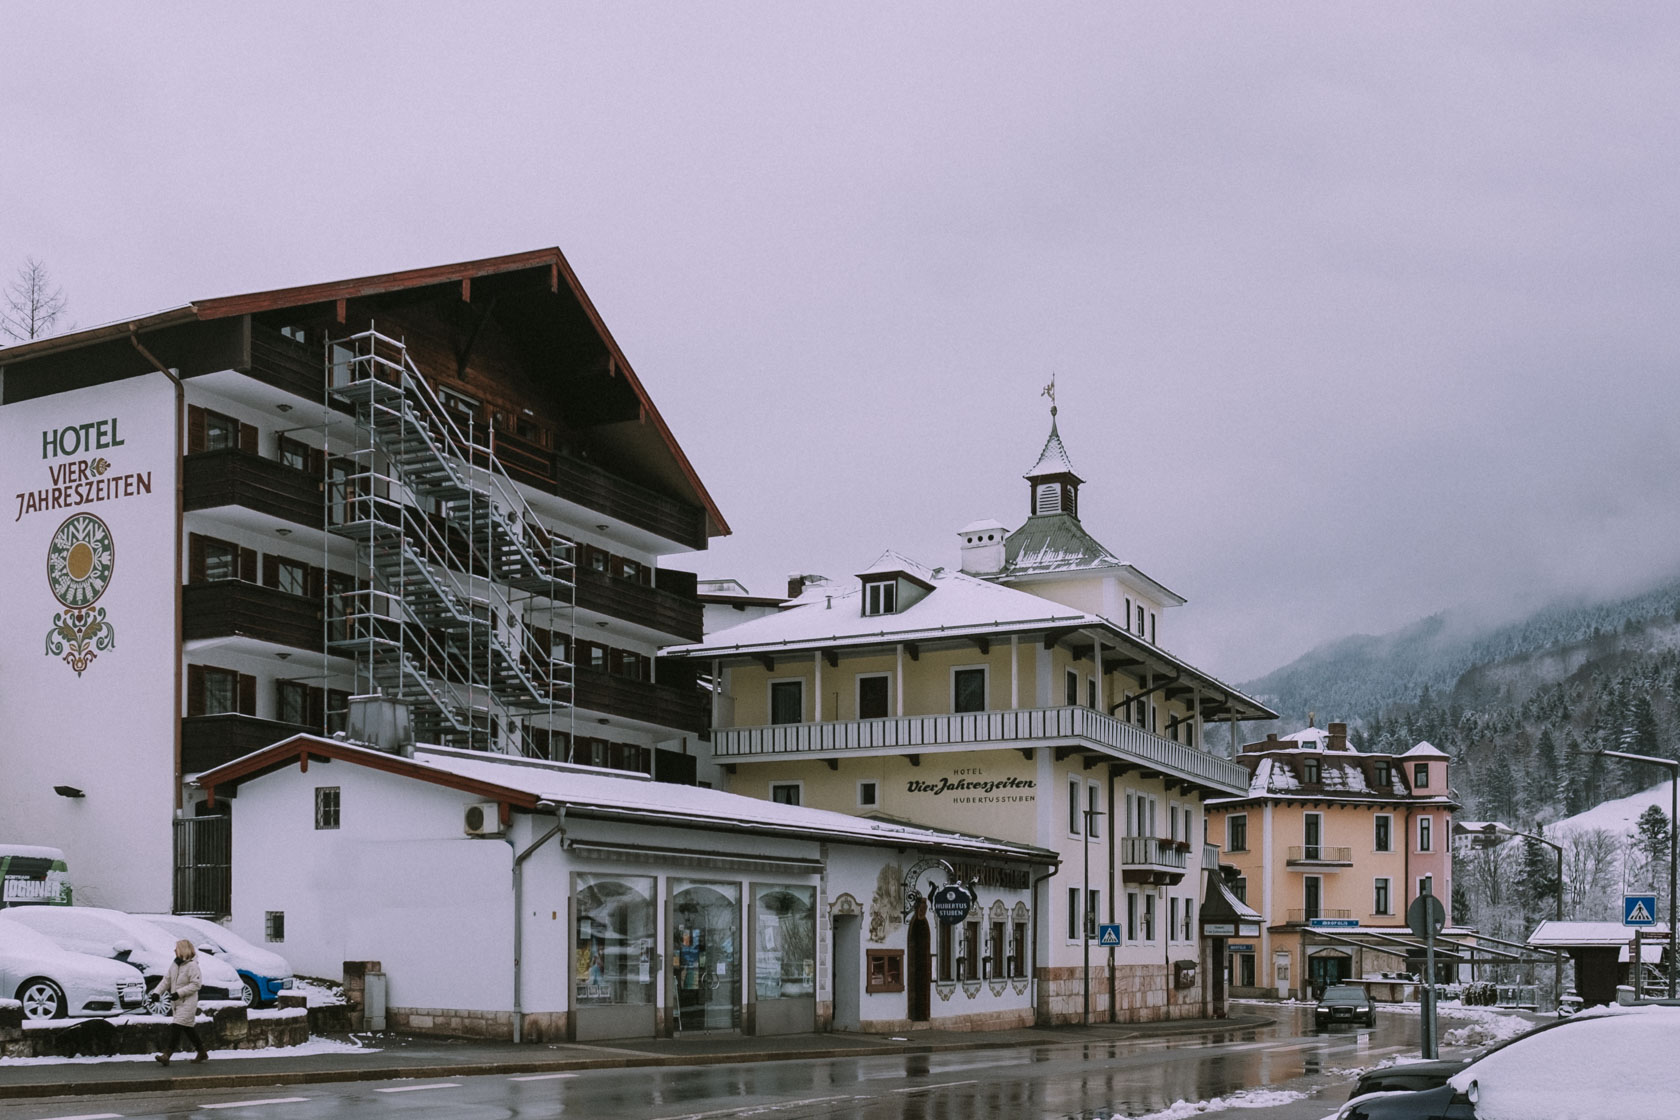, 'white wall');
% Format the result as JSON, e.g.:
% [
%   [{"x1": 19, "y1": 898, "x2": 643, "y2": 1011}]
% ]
[{"x1": 0, "y1": 373, "x2": 179, "y2": 910}]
